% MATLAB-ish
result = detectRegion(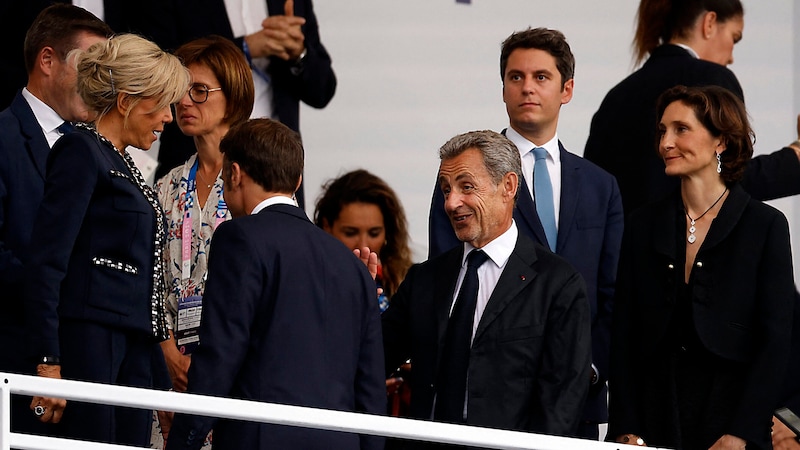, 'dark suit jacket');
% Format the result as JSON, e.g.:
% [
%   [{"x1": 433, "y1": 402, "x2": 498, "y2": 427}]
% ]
[
  {"x1": 129, "y1": 0, "x2": 337, "y2": 184},
  {"x1": 166, "y1": 204, "x2": 385, "y2": 450},
  {"x1": 25, "y1": 127, "x2": 162, "y2": 358},
  {"x1": 0, "y1": 0, "x2": 131, "y2": 111},
  {"x1": 608, "y1": 184, "x2": 794, "y2": 448},
  {"x1": 0, "y1": 93, "x2": 50, "y2": 369},
  {"x1": 429, "y1": 141, "x2": 623, "y2": 423},
  {"x1": 383, "y1": 232, "x2": 591, "y2": 436},
  {"x1": 584, "y1": 44, "x2": 800, "y2": 216}
]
